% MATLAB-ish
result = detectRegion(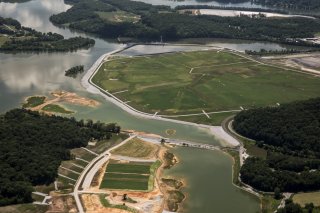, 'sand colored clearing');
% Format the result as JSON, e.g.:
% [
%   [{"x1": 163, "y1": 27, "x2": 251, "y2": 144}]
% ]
[
  {"x1": 123, "y1": 130, "x2": 162, "y2": 138},
  {"x1": 47, "y1": 194, "x2": 77, "y2": 213},
  {"x1": 81, "y1": 194, "x2": 129, "y2": 213},
  {"x1": 26, "y1": 90, "x2": 100, "y2": 114},
  {"x1": 165, "y1": 129, "x2": 176, "y2": 136},
  {"x1": 51, "y1": 90, "x2": 100, "y2": 107},
  {"x1": 111, "y1": 138, "x2": 159, "y2": 159},
  {"x1": 293, "y1": 191, "x2": 320, "y2": 207}
]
